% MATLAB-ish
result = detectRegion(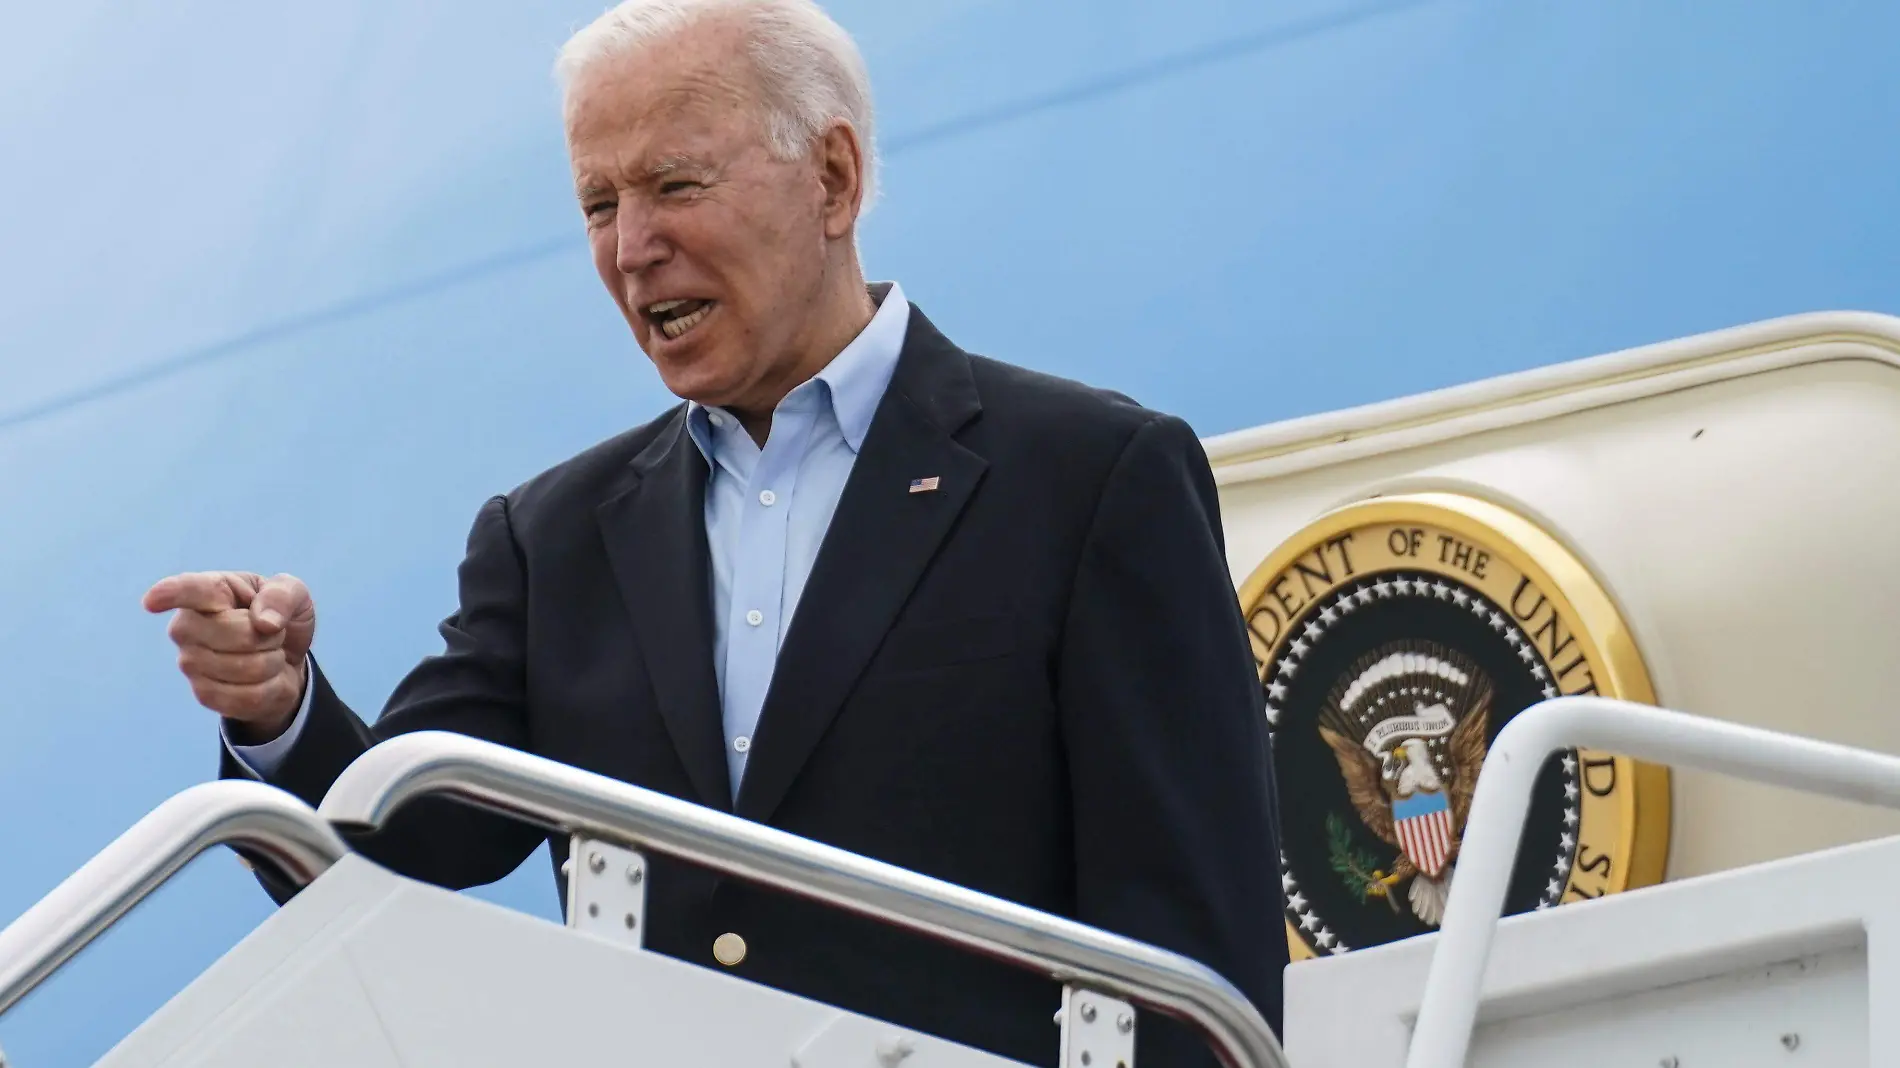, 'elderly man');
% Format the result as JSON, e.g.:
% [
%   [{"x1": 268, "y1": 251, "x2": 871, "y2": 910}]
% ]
[{"x1": 142, "y1": 0, "x2": 1285, "y2": 1063}]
